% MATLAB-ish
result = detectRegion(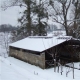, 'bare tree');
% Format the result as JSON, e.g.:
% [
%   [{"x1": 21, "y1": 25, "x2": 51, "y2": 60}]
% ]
[
  {"x1": 0, "y1": 32, "x2": 12, "y2": 57},
  {"x1": 1, "y1": 0, "x2": 22, "y2": 10},
  {"x1": 71, "y1": 0, "x2": 80, "y2": 38},
  {"x1": 49, "y1": 0, "x2": 73, "y2": 36}
]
